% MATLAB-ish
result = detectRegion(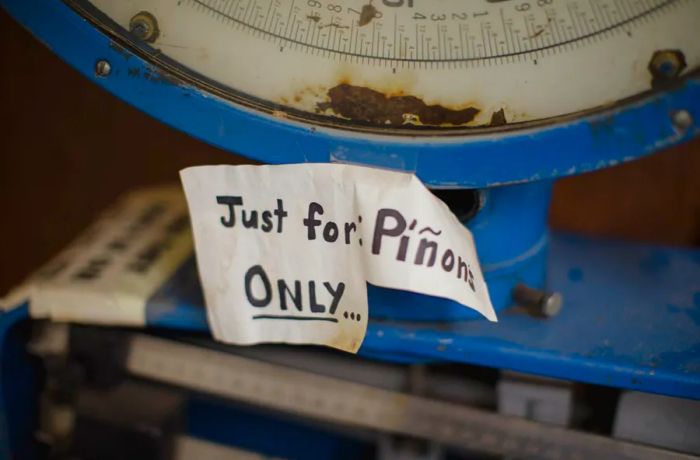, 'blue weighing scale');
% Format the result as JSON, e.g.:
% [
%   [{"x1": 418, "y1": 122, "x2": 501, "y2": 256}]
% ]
[{"x1": 1, "y1": 0, "x2": 700, "y2": 458}]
